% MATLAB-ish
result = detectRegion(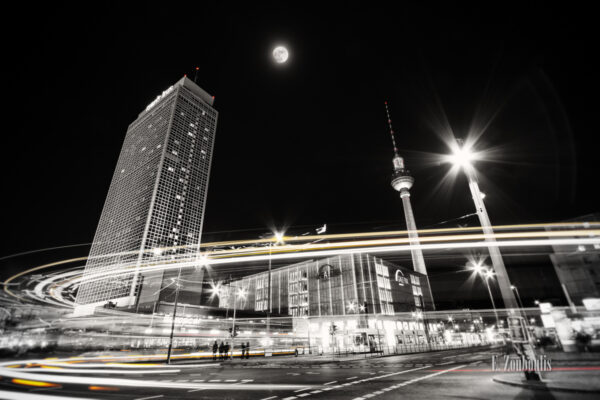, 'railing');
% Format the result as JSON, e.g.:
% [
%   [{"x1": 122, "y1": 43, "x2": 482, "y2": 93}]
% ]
[{"x1": 318, "y1": 341, "x2": 495, "y2": 359}]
